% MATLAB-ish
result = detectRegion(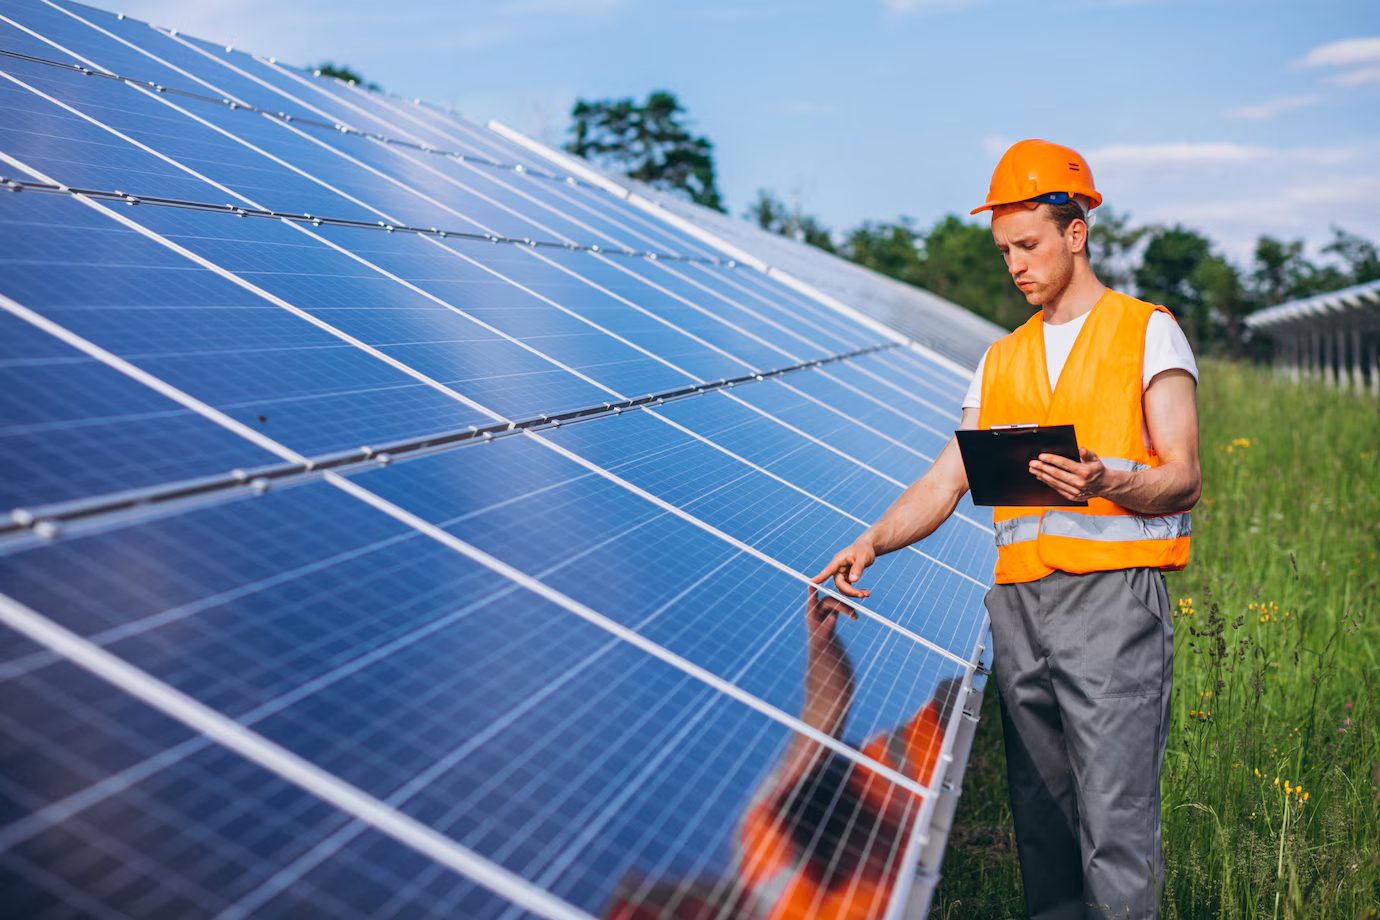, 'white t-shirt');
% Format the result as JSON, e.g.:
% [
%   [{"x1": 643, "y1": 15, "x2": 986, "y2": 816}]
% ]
[{"x1": 962, "y1": 310, "x2": 1197, "y2": 442}]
